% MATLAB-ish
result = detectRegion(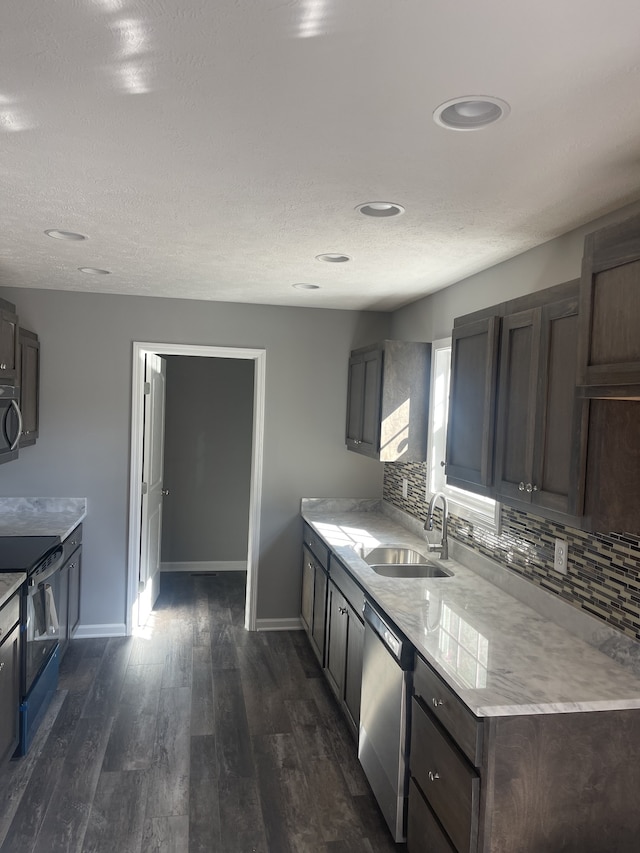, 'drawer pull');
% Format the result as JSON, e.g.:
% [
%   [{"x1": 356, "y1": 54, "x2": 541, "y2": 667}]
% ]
[
  {"x1": 428, "y1": 771, "x2": 440, "y2": 782},
  {"x1": 432, "y1": 697, "x2": 444, "y2": 708},
  {"x1": 338, "y1": 606, "x2": 348, "y2": 615}
]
